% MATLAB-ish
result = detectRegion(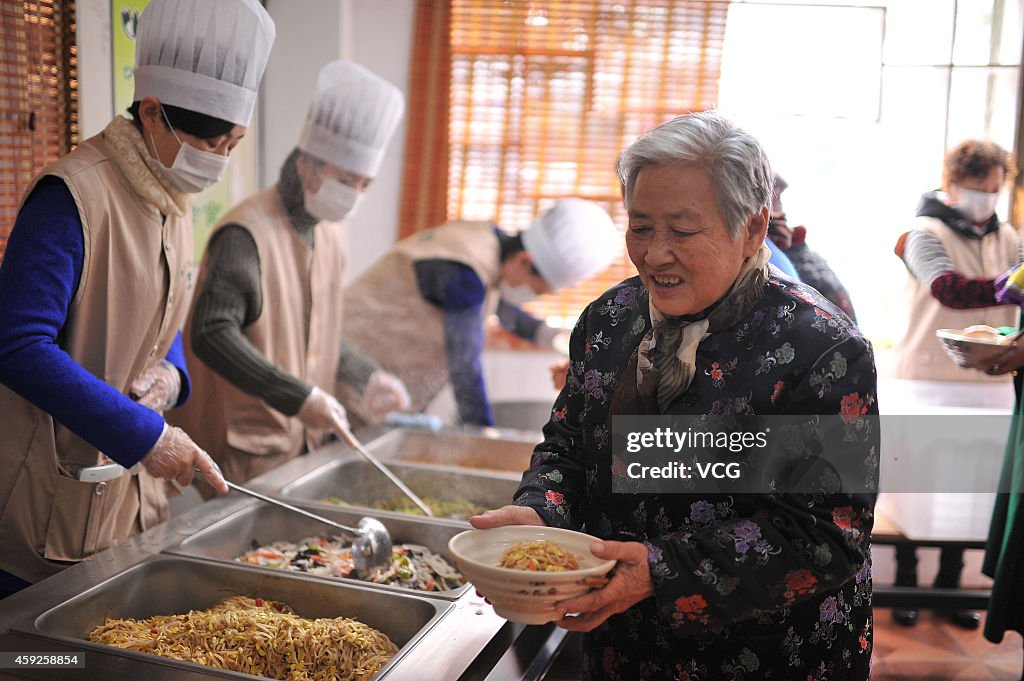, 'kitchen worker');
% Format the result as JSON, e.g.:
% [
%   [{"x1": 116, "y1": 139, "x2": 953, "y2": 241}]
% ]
[
  {"x1": 169, "y1": 60, "x2": 407, "y2": 486},
  {"x1": 891, "y1": 139, "x2": 1019, "y2": 630},
  {"x1": 0, "y1": 0, "x2": 275, "y2": 595},
  {"x1": 338, "y1": 199, "x2": 619, "y2": 428}
]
